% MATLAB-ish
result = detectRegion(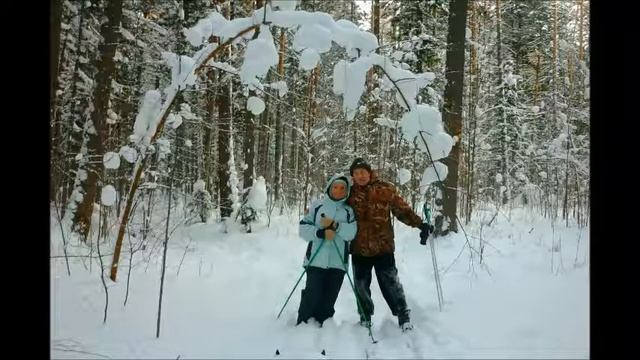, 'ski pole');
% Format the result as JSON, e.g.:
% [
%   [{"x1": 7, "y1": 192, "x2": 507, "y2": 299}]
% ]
[
  {"x1": 422, "y1": 202, "x2": 444, "y2": 311},
  {"x1": 277, "y1": 240, "x2": 325, "y2": 319},
  {"x1": 330, "y1": 239, "x2": 378, "y2": 344}
]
